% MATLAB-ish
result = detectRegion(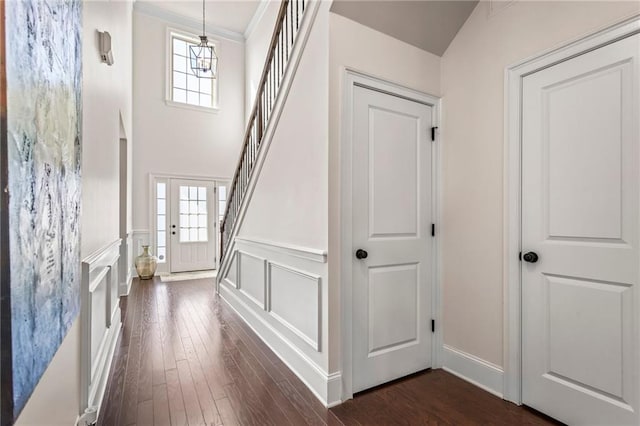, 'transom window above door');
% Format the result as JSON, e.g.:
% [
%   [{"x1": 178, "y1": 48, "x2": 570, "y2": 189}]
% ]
[
  {"x1": 179, "y1": 185, "x2": 208, "y2": 242},
  {"x1": 168, "y1": 30, "x2": 217, "y2": 109}
]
